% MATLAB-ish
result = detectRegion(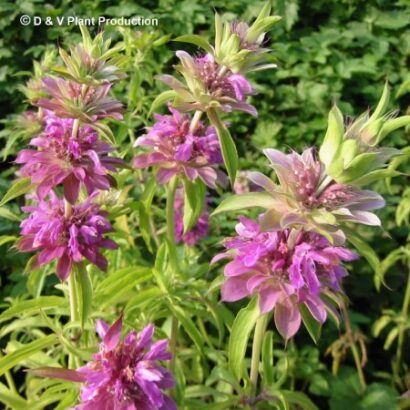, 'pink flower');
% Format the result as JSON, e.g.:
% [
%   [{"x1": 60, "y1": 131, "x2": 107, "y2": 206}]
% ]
[
  {"x1": 76, "y1": 318, "x2": 175, "y2": 410},
  {"x1": 213, "y1": 216, "x2": 358, "y2": 339},
  {"x1": 29, "y1": 317, "x2": 176, "y2": 410},
  {"x1": 16, "y1": 192, "x2": 117, "y2": 280},
  {"x1": 16, "y1": 111, "x2": 124, "y2": 204},
  {"x1": 33, "y1": 77, "x2": 123, "y2": 122},
  {"x1": 133, "y1": 106, "x2": 225, "y2": 187},
  {"x1": 174, "y1": 187, "x2": 209, "y2": 246},
  {"x1": 247, "y1": 148, "x2": 385, "y2": 240},
  {"x1": 159, "y1": 52, "x2": 256, "y2": 116}
]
